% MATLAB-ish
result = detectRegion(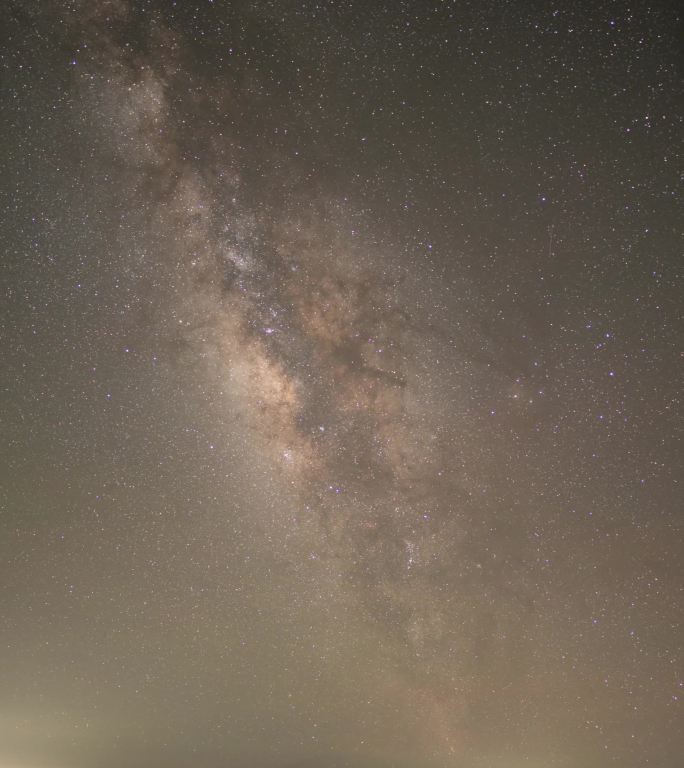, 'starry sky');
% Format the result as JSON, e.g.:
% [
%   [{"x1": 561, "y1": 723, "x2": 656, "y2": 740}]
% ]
[{"x1": 1, "y1": 1, "x2": 682, "y2": 767}]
